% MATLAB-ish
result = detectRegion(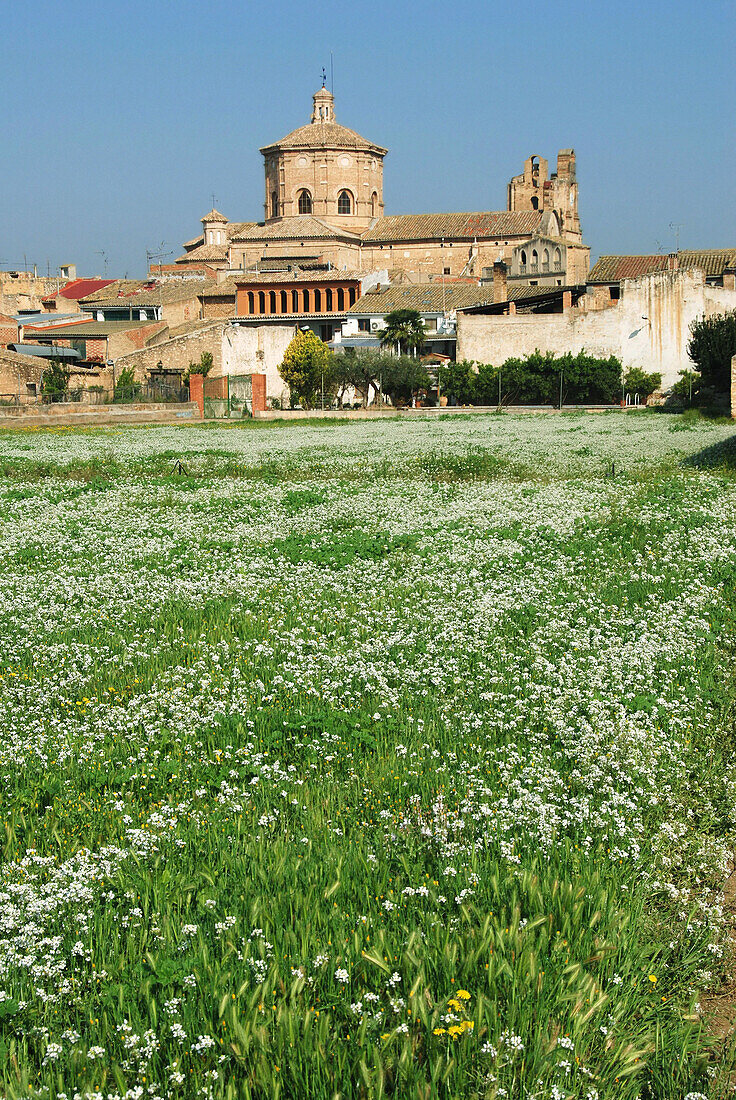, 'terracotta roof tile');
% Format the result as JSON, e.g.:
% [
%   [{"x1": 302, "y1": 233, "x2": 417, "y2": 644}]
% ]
[
  {"x1": 230, "y1": 216, "x2": 361, "y2": 243},
  {"x1": 236, "y1": 269, "x2": 361, "y2": 286},
  {"x1": 588, "y1": 250, "x2": 736, "y2": 284},
  {"x1": 261, "y1": 121, "x2": 386, "y2": 155},
  {"x1": 201, "y1": 209, "x2": 228, "y2": 223},
  {"x1": 362, "y1": 211, "x2": 543, "y2": 243},
  {"x1": 347, "y1": 284, "x2": 493, "y2": 314}
]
